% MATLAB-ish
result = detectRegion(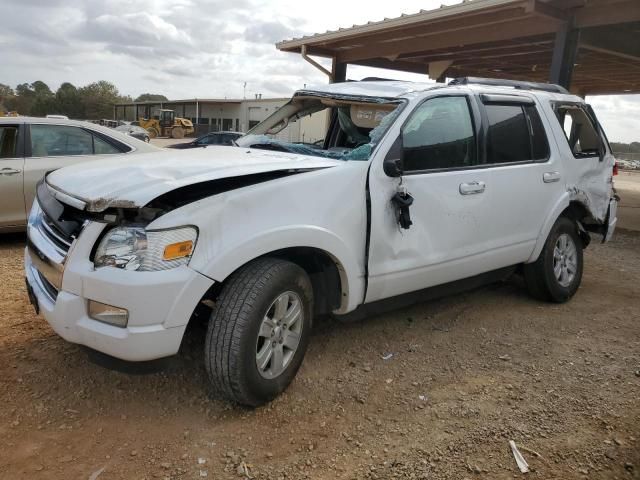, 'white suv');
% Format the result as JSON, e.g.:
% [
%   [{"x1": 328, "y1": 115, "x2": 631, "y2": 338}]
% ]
[{"x1": 24, "y1": 78, "x2": 618, "y2": 406}]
